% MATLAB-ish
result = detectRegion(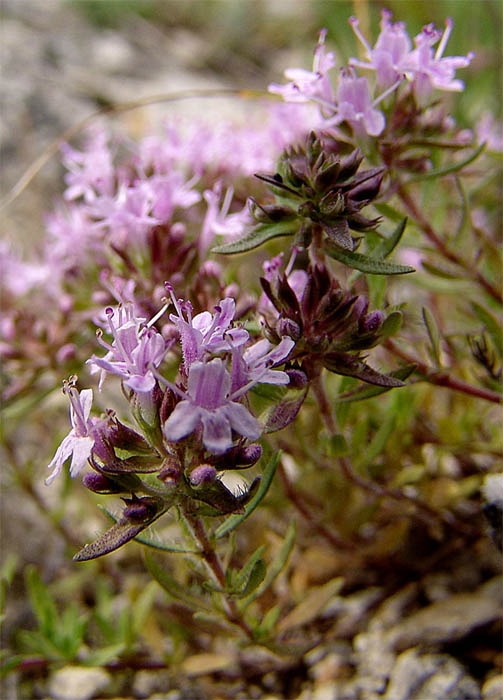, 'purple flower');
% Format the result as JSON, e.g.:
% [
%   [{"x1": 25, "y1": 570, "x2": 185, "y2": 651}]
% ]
[
  {"x1": 349, "y1": 11, "x2": 412, "y2": 89},
  {"x1": 199, "y1": 182, "x2": 252, "y2": 256},
  {"x1": 61, "y1": 127, "x2": 114, "y2": 203},
  {"x1": 88, "y1": 304, "x2": 166, "y2": 393},
  {"x1": 349, "y1": 11, "x2": 473, "y2": 100},
  {"x1": 269, "y1": 29, "x2": 336, "y2": 106},
  {"x1": 46, "y1": 385, "x2": 96, "y2": 485},
  {"x1": 334, "y1": 73, "x2": 386, "y2": 137},
  {"x1": 230, "y1": 337, "x2": 295, "y2": 394},
  {"x1": 163, "y1": 358, "x2": 261, "y2": 454},
  {"x1": 166, "y1": 286, "x2": 249, "y2": 373},
  {"x1": 407, "y1": 19, "x2": 474, "y2": 99}
]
